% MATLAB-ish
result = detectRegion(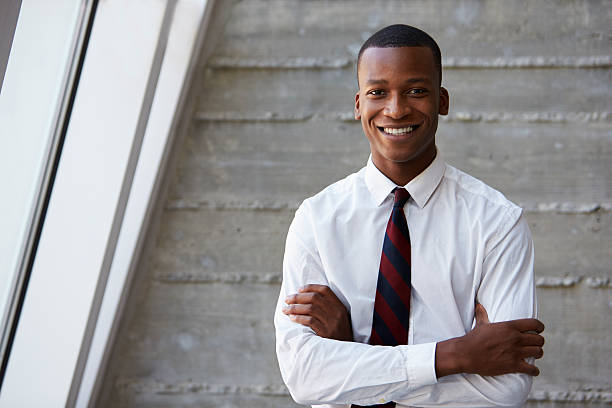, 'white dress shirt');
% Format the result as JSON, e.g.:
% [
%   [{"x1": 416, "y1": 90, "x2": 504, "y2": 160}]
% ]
[{"x1": 274, "y1": 151, "x2": 536, "y2": 408}]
